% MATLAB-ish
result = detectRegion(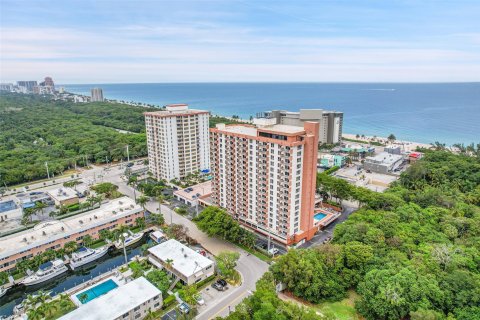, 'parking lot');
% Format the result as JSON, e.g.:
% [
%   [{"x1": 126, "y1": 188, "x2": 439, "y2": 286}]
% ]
[{"x1": 334, "y1": 164, "x2": 399, "y2": 192}]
